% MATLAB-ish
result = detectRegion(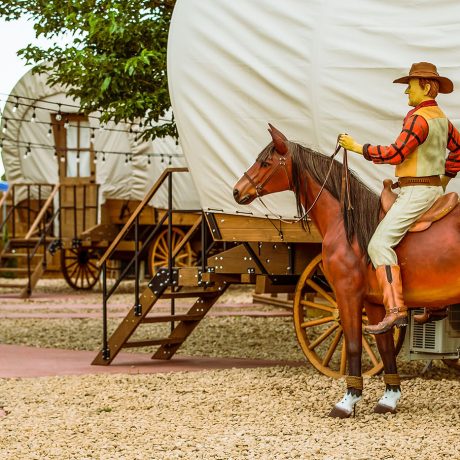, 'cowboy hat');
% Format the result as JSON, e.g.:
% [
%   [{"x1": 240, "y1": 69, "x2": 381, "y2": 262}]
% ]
[{"x1": 393, "y1": 62, "x2": 454, "y2": 94}]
